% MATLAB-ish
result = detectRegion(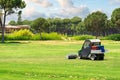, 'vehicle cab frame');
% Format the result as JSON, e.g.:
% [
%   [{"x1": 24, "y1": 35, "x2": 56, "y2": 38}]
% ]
[{"x1": 78, "y1": 39, "x2": 105, "y2": 60}]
